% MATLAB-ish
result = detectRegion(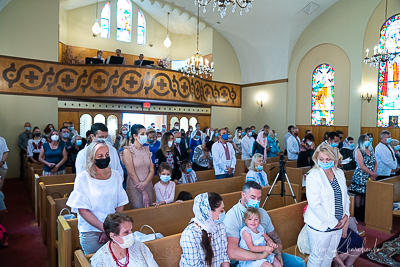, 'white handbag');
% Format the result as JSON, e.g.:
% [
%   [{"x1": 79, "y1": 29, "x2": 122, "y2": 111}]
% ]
[
  {"x1": 296, "y1": 225, "x2": 310, "y2": 254},
  {"x1": 133, "y1": 224, "x2": 164, "y2": 243}
]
